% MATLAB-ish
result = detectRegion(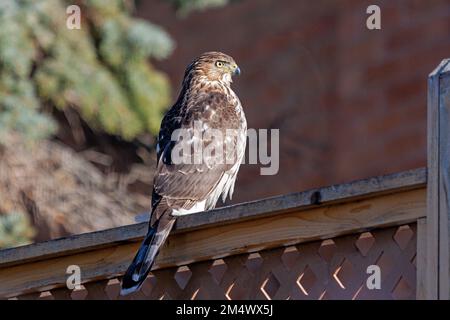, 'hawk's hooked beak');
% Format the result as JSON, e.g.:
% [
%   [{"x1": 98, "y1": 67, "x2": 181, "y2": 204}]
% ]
[{"x1": 232, "y1": 65, "x2": 241, "y2": 76}]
